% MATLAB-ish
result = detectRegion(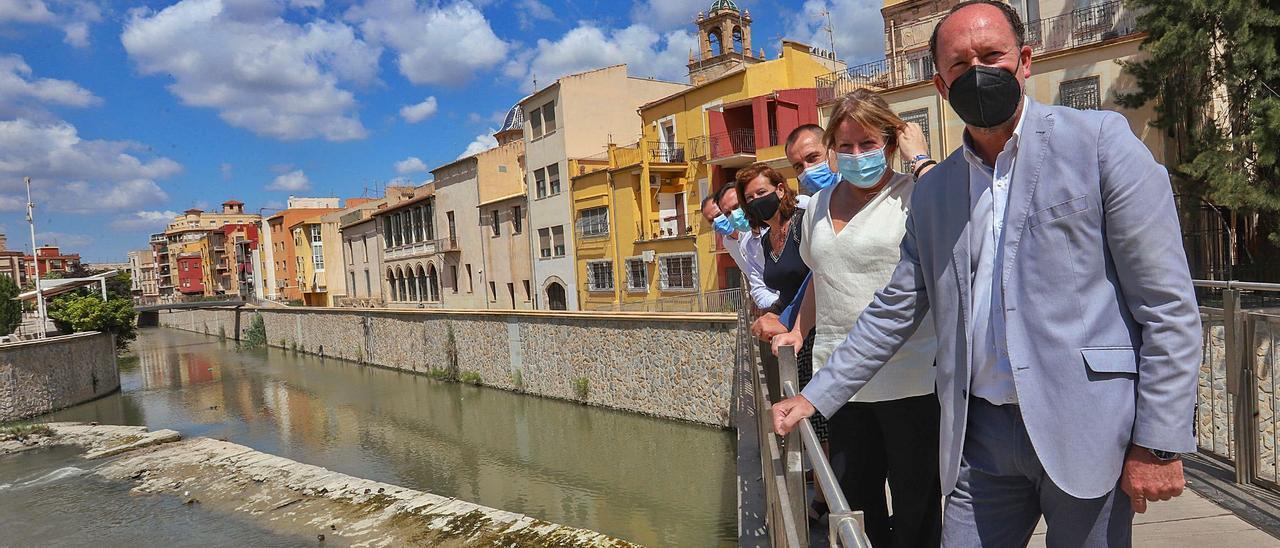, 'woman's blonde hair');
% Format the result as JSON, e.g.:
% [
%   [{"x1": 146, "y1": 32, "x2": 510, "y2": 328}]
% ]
[{"x1": 822, "y1": 89, "x2": 907, "y2": 158}]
